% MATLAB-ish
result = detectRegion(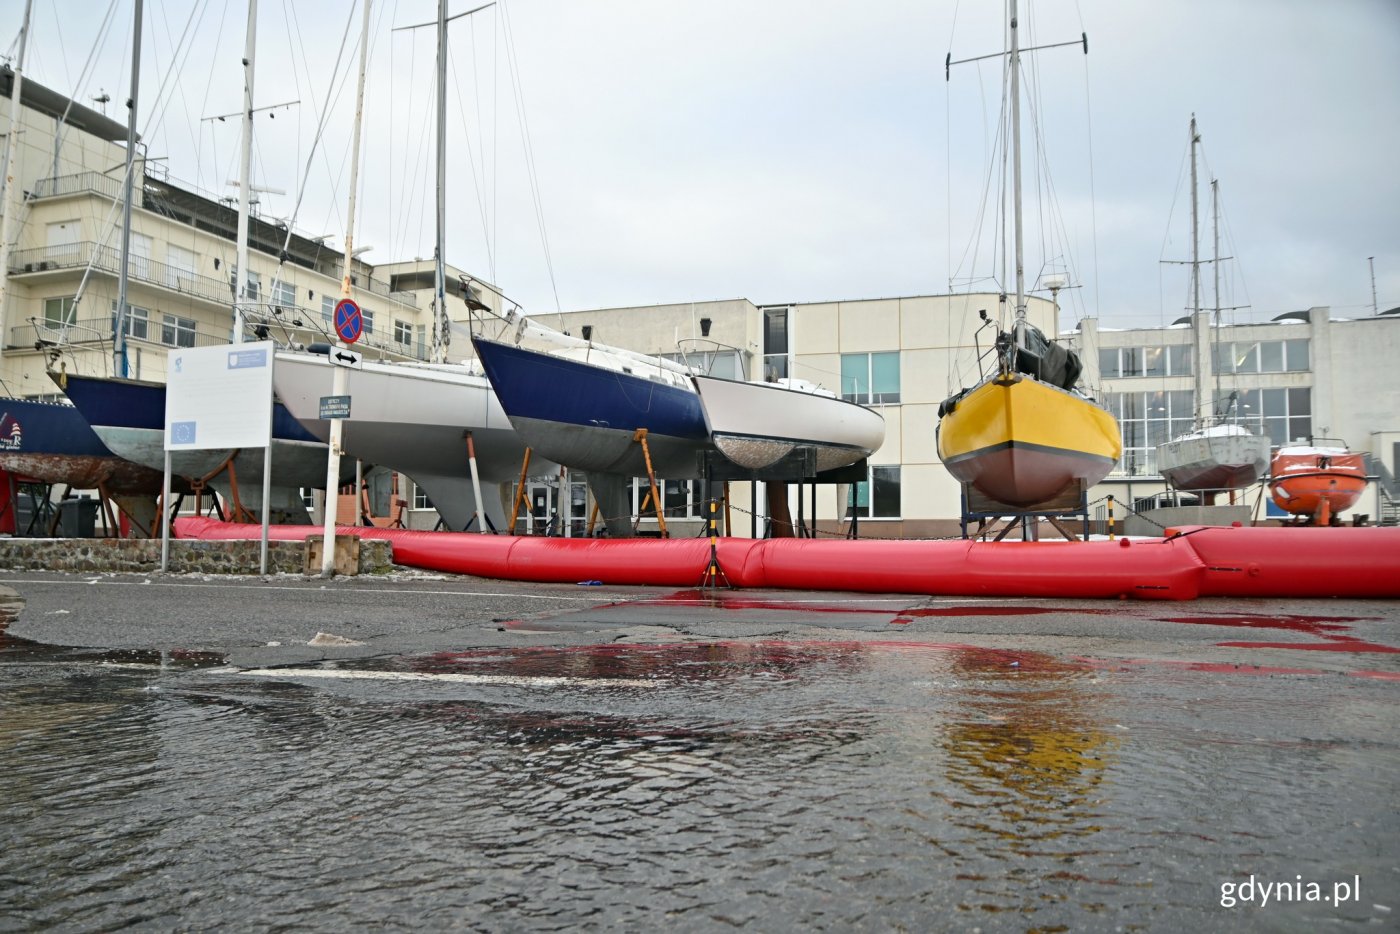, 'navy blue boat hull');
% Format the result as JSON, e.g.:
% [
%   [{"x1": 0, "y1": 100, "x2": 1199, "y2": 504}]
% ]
[
  {"x1": 59, "y1": 374, "x2": 352, "y2": 504},
  {"x1": 0, "y1": 397, "x2": 171, "y2": 493},
  {"x1": 472, "y1": 337, "x2": 710, "y2": 478}
]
